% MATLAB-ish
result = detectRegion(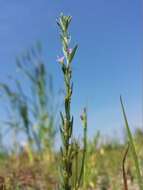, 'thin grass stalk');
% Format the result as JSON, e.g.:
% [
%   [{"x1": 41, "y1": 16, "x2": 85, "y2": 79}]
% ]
[
  {"x1": 75, "y1": 152, "x2": 78, "y2": 188},
  {"x1": 76, "y1": 108, "x2": 87, "y2": 189},
  {"x1": 120, "y1": 96, "x2": 143, "y2": 190},
  {"x1": 74, "y1": 142, "x2": 79, "y2": 189},
  {"x1": 122, "y1": 144, "x2": 129, "y2": 190}
]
